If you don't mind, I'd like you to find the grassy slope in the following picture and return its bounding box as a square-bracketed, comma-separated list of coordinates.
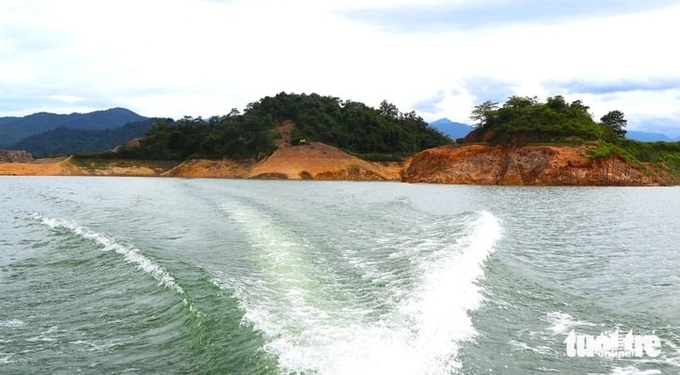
[587, 139, 680, 177]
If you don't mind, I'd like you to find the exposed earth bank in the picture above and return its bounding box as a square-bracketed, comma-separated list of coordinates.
[0, 157, 174, 176]
[247, 142, 403, 180]
[2, 144, 678, 186]
[402, 144, 679, 186]
[164, 142, 404, 180]
[0, 143, 406, 180]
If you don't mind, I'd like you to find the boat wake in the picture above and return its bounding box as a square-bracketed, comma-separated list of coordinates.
[215, 203, 502, 375]
[33, 213, 195, 312]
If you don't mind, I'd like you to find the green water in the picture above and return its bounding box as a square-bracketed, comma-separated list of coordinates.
[1, 177, 678, 374]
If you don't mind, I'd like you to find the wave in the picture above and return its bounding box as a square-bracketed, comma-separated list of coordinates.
[389, 211, 502, 373]
[0, 320, 26, 328]
[606, 367, 662, 375]
[546, 311, 597, 335]
[33, 213, 194, 310]
[217, 200, 329, 334]
[508, 339, 556, 356]
[216, 205, 502, 375]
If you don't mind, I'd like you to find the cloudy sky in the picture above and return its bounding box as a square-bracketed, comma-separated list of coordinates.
[2, 0, 679, 134]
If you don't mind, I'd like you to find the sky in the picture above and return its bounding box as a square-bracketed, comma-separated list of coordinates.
[1, 0, 680, 135]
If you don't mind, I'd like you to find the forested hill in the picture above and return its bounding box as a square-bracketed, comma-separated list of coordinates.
[465, 95, 607, 144]
[464, 95, 680, 175]
[114, 92, 451, 161]
[0, 108, 147, 148]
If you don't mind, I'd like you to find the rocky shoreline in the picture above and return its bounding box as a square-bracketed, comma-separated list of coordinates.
[0, 150, 34, 163]
[402, 144, 679, 186]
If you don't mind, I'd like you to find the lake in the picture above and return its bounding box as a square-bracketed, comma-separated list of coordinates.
[1, 177, 678, 374]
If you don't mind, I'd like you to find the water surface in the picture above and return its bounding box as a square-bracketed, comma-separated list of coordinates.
[1, 177, 678, 374]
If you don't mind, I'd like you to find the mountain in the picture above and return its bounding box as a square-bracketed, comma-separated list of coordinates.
[0, 108, 148, 148]
[429, 118, 474, 140]
[0, 117, 20, 126]
[626, 130, 673, 142]
[11, 119, 157, 157]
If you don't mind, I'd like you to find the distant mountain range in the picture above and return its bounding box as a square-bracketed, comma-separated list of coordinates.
[428, 118, 474, 140]
[625, 130, 680, 142]
[428, 118, 680, 143]
[0, 108, 153, 157]
[11, 119, 157, 157]
[0, 108, 148, 149]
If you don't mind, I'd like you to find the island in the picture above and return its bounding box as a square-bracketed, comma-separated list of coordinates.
[404, 96, 680, 185]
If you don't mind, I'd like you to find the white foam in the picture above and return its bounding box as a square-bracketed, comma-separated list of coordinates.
[508, 340, 555, 356]
[387, 211, 502, 373]
[546, 311, 596, 335]
[220, 208, 502, 375]
[34, 213, 185, 296]
[72, 339, 124, 352]
[27, 336, 57, 343]
[0, 320, 25, 328]
[532, 366, 560, 373]
[607, 366, 662, 375]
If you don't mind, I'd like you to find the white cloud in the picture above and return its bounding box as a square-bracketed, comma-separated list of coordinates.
[1, 0, 679, 133]
[48, 95, 83, 104]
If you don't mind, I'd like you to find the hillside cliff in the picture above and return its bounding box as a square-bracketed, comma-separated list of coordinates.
[402, 145, 678, 186]
[160, 142, 404, 180]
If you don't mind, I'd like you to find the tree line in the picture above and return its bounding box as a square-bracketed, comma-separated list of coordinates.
[468, 95, 627, 143]
[113, 92, 451, 161]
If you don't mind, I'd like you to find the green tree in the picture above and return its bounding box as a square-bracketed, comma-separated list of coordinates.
[569, 100, 590, 116]
[470, 100, 499, 128]
[504, 95, 539, 109]
[379, 100, 399, 118]
[600, 110, 627, 137]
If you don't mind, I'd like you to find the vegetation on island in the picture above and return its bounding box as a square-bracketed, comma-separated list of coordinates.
[467, 95, 680, 174]
[469, 95, 616, 143]
[110, 92, 450, 161]
[587, 137, 680, 174]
